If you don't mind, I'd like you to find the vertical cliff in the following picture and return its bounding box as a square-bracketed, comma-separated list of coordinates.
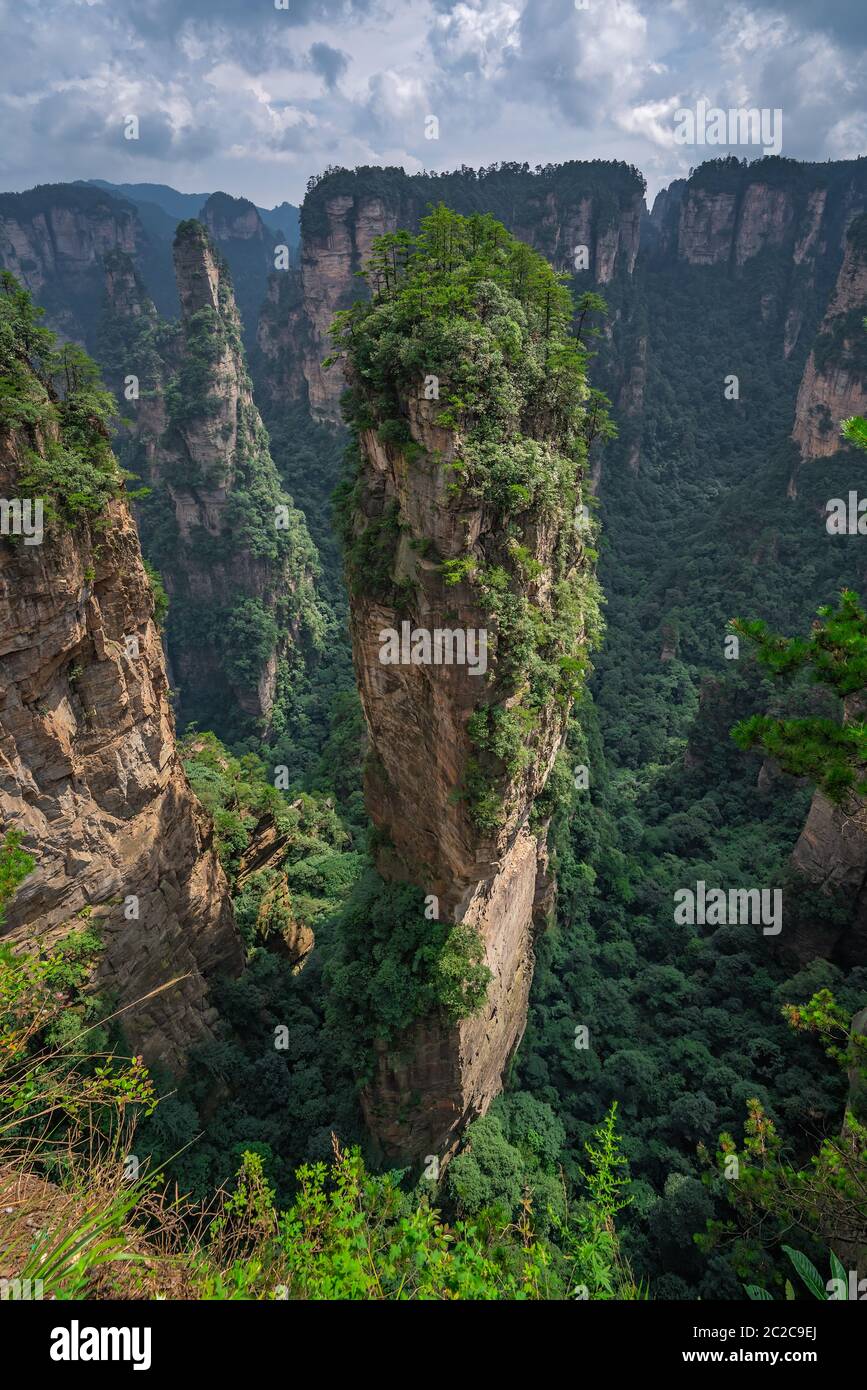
[336, 209, 601, 1159]
[660, 158, 863, 273]
[253, 264, 308, 413]
[0, 183, 175, 345]
[105, 224, 322, 740]
[0, 275, 243, 1070]
[792, 213, 867, 462]
[200, 192, 282, 348]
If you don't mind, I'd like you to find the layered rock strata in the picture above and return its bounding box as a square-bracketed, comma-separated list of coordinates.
[0, 388, 243, 1071]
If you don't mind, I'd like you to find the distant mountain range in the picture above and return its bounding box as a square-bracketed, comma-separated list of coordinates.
[77, 179, 299, 246]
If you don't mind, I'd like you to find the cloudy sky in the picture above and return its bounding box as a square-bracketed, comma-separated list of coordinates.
[1, 0, 865, 208]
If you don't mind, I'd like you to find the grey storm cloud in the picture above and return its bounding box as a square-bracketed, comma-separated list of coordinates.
[309, 42, 350, 89]
[0, 0, 864, 207]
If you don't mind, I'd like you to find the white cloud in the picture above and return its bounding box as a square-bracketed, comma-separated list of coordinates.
[0, 0, 863, 205]
[618, 96, 682, 149]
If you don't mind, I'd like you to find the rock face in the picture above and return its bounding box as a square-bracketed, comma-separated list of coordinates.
[236, 812, 315, 970]
[670, 171, 854, 271]
[0, 183, 176, 345]
[641, 160, 867, 494]
[350, 401, 567, 922]
[107, 223, 320, 738]
[789, 791, 867, 967]
[351, 398, 570, 1160]
[677, 189, 739, 266]
[254, 266, 308, 412]
[341, 217, 598, 1160]
[200, 193, 280, 347]
[792, 214, 867, 460]
[202, 193, 267, 246]
[0, 415, 243, 1073]
[278, 164, 645, 422]
[0, 190, 137, 293]
[255, 158, 867, 512]
[788, 690, 867, 968]
[296, 192, 402, 421]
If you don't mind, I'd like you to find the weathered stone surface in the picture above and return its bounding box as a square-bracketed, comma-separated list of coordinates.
[792, 221, 867, 460]
[347, 385, 587, 1160]
[106, 228, 317, 731]
[787, 788, 867, 969]
[202, 194, 268, 245]
[792, 354, 867, 459]
[0, 187, 147, 346]
[0, 201, 138, 301]
[677, 191, 738, 266]
[236, 812, 315, 970]
[361, 827, 546, 1158]
[735, 185, 795, 265]
[0, 424, 243, 1072]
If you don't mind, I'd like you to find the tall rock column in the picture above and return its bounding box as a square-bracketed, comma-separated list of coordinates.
[0, 277, 244, 1071]
[101, 224, 322, 740]
[336, 208, 602, 1160]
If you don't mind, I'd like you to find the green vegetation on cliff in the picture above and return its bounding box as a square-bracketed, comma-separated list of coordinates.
[508, 210, 867, 1295]
[5, 156, 867, 1305]
[731, 590, 867, 802]
[302, 159, 644, 246]
[0, 273, 123, 524]
[97, 231, 325, 745]
[332, 205, 605, 828]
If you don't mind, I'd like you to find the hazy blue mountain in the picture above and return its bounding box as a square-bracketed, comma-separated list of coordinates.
[79, 179, 300, 246]
[79, 179, 210, 222]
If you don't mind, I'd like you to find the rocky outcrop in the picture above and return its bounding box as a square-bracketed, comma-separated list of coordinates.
[792, 214, 867, 460]
[236, 812, 315, 969]
[107, 225, 320, 739]
[202, 193, 268, 246]
[788, 791, 867, 967]
[253, 266, 308, 412]
[0, 402, 243, 1073]
[296, 192, 400, 421]
[677, 189, 739, 266]
[791, 354, 867, 459]
[351, 397, 571, 1160]
[647, 179, 686, 256]
[668, 163, 866, 278]
[675, 180, 800, 267]
[350, 400, 569, 924]
[788, 689, 867, 967]
[201, 193, 280, 346]
[0, 189, 136, 294]
[341, 221, 599, 1159]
